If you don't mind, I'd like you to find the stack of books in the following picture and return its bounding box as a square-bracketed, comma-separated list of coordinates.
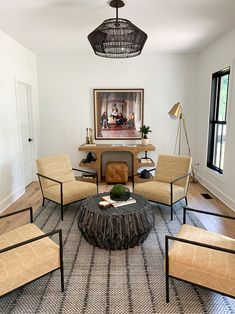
[101, 195, 136, 208]
[82, 173, 95, 179]
[140, 158, 152, 164]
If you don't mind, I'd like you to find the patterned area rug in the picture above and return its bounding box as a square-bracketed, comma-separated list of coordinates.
[1, 201, 235, 314]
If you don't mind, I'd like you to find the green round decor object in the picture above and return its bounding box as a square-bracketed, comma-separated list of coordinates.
[111, 184, 125, 197]
[110, 184, 130, 201]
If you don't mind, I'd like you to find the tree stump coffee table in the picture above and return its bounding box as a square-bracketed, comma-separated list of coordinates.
[78, 193, 155, 250]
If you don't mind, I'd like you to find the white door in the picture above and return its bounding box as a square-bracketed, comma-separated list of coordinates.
[16, 81, 34, 187]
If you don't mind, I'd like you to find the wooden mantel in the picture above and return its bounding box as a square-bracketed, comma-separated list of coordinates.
[78, 144, 156, 182]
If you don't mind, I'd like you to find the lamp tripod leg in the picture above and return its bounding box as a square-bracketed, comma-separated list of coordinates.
[182, 118, 198, 183]
[174, 121, 181, 155]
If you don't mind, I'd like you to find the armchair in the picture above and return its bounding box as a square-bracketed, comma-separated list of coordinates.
[36, 155, 98, 220]
[0, 208, 64, 298]
[134, 154, 192, 220]
[165, 207, 235, 303]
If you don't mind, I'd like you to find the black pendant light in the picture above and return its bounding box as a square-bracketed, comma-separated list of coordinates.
[88, 0, 147, 58]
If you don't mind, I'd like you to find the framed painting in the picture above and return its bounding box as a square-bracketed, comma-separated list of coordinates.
[94, 89, 144, 140]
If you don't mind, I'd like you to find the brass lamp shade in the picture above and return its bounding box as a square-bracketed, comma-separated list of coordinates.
[168, 102, 182, 119]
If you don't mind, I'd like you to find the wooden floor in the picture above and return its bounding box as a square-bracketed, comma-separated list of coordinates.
[1, 181, 235, 238]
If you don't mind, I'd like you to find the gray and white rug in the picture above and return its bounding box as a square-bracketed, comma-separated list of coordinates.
[1, 201, 235, 314]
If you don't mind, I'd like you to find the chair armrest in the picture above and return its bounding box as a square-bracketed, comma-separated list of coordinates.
[183, 206, 235, 224]
[0, 207, 33, 223]
[165, 234, 235, 255]
[72, 168, 97, 176]
[72, 168, 98, 192]
[37, 173, 63, 185]
[0, 228, 62, 254]
[170, 172, 191, 184]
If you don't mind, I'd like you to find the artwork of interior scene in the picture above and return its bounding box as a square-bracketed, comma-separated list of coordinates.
[94, 89, 143, 139]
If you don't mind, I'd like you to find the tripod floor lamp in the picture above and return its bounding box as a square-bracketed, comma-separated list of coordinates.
[168, 102, 197, 183]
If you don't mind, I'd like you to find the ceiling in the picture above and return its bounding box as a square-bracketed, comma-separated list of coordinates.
[0, 0, 235, 55]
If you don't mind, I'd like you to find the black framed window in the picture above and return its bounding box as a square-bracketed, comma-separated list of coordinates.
[207, 67, 230, 174]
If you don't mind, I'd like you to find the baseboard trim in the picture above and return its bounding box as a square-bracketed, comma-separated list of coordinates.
[197, 174, 235, 212]
[0, 186, 25, 214]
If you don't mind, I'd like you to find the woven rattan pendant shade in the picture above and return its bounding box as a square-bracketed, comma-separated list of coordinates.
[88, 0, 147, 58]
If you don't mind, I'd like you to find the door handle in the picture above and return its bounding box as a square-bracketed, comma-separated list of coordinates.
[28, 138, 33, 142]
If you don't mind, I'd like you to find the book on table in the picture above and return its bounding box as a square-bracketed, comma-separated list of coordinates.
[101, 195, 136, 207]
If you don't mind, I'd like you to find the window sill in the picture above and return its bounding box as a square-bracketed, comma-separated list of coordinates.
[205, 167, 225, 183]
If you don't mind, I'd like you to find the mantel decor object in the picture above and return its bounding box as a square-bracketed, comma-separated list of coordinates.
[85, 128, 94, 144]
[88, 0, 147, 58]
[139, 125, 152, 146]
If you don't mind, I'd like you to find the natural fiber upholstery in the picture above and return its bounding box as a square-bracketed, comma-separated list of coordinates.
[36, 155, 97, 219]
[154, 154, 191, 188]
[0, 224, 60, 297]
[134, 154, 192, 220]
[134, 181, 185, 205]
[44, 181, 95, 204]
[168, 224, 235, 297]
[165, 207, 235, 303]
[0, 207, 64, 298]
[36, 155, 75, 189]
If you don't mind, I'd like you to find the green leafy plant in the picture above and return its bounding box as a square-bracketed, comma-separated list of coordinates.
[110, 184, 126, 197]
[139, 125, 152, 139]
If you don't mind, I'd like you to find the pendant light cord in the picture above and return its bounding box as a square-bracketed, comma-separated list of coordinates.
[116, 5, 118, 21]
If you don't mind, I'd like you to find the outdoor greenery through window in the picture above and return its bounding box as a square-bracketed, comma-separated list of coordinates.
[207, 67, 230, 174]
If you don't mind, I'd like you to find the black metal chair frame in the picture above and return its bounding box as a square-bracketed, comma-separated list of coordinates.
[165, 206, 235, 303]
[133, 168, 191, 220]
[37, 168, 98, 220]
[0, 207, 64, 298]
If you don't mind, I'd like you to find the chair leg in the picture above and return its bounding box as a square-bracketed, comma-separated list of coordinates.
[165, 235, 170, 303]
[166, 273, 170, 303]
[61, 205, 64, 220]
[59, 229, 64, 292]
[60, 265, 65, 292]
[42, 197, 45, 207]
[170, 205, 173, 221]
[185, 196, 188, 206]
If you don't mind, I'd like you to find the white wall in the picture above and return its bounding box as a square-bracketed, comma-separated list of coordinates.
[37, 52, 197, 167]
[0, 30, 39, 212]
[191, 27, 235, 210]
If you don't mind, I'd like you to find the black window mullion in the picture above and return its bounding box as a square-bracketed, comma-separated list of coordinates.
[224, 73, 230, 121]
[215, 76, 221, 121]
[219, 124, 223, 170]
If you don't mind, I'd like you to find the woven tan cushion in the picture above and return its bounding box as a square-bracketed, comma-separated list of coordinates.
[106, 161, 128, 183]
[36, 155, 75, 189]
[168, 224, 235, 297]
[154, 154, 192, 188]
[44, 181, 97, 204]
[134, 181, 185, 205]
[0, 224, 60, 297]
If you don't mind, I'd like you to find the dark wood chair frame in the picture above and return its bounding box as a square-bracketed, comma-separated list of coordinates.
[134, 168, 191, 220]
[165, 206, 235, 303]
[0, 207, 64, 298]
[37, 168, 98, 220]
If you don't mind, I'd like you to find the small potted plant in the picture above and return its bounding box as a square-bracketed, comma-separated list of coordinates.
[110, 184, 130, 201]
[139, 125, 152, 145]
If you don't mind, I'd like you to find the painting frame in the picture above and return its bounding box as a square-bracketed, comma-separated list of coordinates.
[94, 88, 144, 140]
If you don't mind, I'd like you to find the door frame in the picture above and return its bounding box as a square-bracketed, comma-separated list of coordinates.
[15, 76, 36, 187]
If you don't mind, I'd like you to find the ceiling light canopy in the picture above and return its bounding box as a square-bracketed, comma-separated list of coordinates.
[88, 0, 147, 58]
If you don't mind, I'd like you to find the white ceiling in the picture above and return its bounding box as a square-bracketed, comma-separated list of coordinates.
[0, 0, 235, 54]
